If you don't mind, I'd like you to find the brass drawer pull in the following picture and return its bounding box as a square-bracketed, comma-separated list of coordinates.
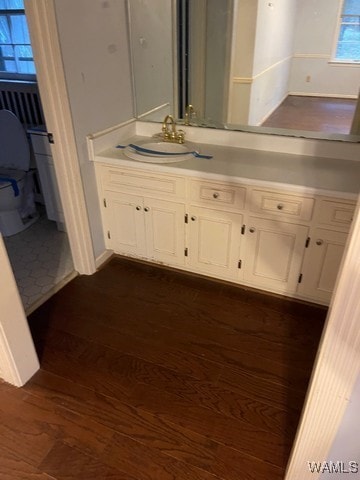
[136, 205, 142, 211]
[213, 192, 219, 199]
[277, 204, 284, 210]
[249, 227, 256, 233]
[316, 239, 324, 246]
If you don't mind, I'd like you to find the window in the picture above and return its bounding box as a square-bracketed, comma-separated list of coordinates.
[0, 0, 35, 79]
[334, 0, 360, 62]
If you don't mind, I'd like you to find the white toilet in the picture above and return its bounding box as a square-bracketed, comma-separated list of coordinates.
[0, 110, 39, 237]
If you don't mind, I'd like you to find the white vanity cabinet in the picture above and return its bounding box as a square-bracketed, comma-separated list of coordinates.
[243, 217, 309, 294]
[187, 179, 246, 280]
[95, 162, 356, 306]
[188, 206, 244, 280]
[97, 165, 186, 267]
[243, 188, 315, 294]
[297, 198, 356, 303]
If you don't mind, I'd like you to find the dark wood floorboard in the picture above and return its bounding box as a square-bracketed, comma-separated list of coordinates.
[0, 257, 327, 479]
[262, 95, 356, 134]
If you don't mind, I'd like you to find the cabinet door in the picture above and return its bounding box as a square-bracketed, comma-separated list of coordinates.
[189, 206, 243, 280]
[144, 198, 185, 266]
[105, 191, 146, 257]
[244, 217, 308, 294]
[298, 228, 347, 303]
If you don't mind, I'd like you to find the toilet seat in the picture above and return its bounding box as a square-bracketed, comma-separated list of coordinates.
[0, 110, 30, 171]
[0, 110, 39, 237]
[0, 169, 26, 190]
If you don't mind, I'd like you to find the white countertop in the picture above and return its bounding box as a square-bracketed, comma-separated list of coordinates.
[95, 135, 360, 199]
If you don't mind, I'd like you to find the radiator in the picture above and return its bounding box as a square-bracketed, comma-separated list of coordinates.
[0, 80, 45, 127]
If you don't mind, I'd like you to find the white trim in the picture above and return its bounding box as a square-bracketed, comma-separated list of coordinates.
[285, 200, 360, 479]
[95, 250, 114, 270]
[330, 0, 345, 63]
[328, 61, 360, 67]
[24, 0, 96, 275]
[0, 326, 19, 386]
[255, 92, 288, 126]
[233, 56, 292, 84]
[137, 103, 170, 120]
[0, 235, 39, 386]
[293, 53, 331, 59]
[289, 92, 358, 99]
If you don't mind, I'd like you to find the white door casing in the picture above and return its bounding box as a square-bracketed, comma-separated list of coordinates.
[24, 0, 96, 275]
[0, 235, 39, 386]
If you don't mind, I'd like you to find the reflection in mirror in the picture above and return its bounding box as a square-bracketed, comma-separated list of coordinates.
[127, 0, 360, 142]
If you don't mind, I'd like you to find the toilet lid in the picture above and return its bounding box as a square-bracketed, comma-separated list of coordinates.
[0, 110, 30, 171]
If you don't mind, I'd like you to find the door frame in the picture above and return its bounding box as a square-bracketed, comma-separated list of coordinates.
[0, 234, 39, 386]
[285, 203, 360, 479]
[24, 0, 96, 276]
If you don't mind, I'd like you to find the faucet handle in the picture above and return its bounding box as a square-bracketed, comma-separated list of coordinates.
[176, 130, 185, 144]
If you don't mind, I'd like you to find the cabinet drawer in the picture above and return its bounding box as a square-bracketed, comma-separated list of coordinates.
[190, 180, 246, 210]
[100, 166, 185, 199]
[30, 133, 52, 156]
[316, 199, 355, 229]
[250, 189, 314, 221]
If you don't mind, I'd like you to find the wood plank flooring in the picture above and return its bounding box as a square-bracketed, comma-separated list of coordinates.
[262, 95, 356, 134]
[0, 257, 327, 479]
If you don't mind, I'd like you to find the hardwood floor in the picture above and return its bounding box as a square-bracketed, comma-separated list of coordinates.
[262, 95, 356, 134]
[0, 257, 327, 479]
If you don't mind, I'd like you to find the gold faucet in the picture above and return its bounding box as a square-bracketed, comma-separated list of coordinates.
[162, 115, 185, 144]
[184, 104, 195, 126]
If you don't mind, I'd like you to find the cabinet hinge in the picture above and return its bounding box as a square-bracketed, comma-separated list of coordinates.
[107, 230, 111, 239]
[47, 132, 54, 144]
[305, 237, 310, 248]
[103, 198, 107, 208]
[238, 260, 242, 269]
[184, 247, 188, 257]
[241, 224, 246, 235]
[184, 213, 188, 224]
[298, 273, 303, 284]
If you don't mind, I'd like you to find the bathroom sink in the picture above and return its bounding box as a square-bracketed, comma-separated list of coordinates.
[124, 142, 191, 163]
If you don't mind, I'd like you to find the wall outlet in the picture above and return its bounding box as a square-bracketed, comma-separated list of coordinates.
[306, 75, 311, 82]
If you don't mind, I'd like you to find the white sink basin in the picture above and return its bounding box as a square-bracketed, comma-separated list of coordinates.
[124, 141, 191, 163]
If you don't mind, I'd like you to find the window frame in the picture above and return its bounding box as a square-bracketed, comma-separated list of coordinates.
[0, 6, 36, 81]
[331, 0, 360, 64]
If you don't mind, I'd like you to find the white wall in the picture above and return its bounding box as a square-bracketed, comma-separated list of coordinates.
[127, 0, 173, 120]
[289, 0, 360, 97]
[249, 0, 296, 124]
[228, 0, 297, 125]
[54, 0, 134, 258]
[227, 0, 257, 124]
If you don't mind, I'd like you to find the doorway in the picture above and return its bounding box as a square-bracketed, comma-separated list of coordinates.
[0, 0, 75, 312]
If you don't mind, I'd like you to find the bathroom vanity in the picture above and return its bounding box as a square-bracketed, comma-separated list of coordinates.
[88, 121, 359, 306]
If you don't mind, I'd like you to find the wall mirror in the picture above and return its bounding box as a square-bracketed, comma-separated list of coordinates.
[127, 0, 360, 142]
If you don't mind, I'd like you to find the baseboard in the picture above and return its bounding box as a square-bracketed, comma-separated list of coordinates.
[95, 249, 114, 270]
[288, 92, 358, 99]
